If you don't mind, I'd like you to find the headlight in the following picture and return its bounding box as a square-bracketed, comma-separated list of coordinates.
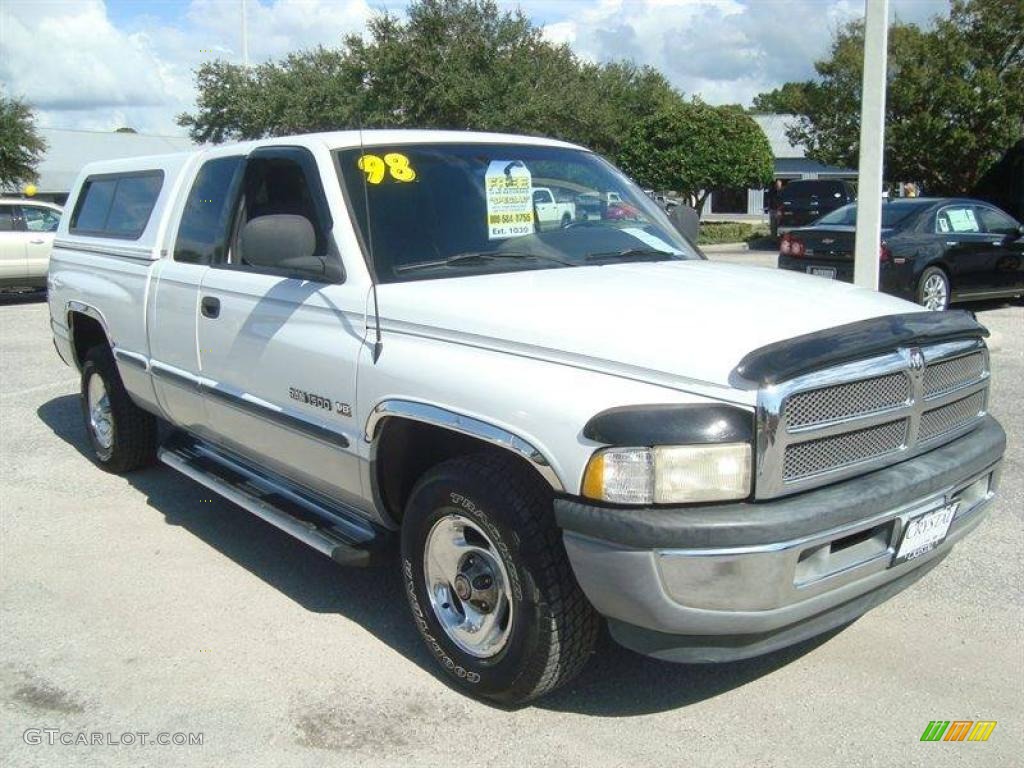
[582, 443, 751, 504]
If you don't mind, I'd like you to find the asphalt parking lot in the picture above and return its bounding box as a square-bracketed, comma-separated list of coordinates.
[1, 262, 1021, 767]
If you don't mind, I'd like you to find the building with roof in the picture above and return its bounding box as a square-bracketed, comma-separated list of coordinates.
[704, 113, 857, 218]
[4, 128, 194, 205]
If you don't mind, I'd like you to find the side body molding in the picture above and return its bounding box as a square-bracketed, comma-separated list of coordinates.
[365, 400, 565, 492]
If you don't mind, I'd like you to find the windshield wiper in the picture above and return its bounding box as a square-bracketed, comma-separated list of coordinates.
[394, 250, 575, 273]
[583, 247, 680, 263]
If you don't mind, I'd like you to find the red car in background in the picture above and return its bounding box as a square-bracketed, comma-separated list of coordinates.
[605, 201, 642, 220]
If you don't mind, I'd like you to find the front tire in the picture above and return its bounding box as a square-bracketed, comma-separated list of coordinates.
[917, 266, 950, 311]
[401, 453, 599, 704]
[80, 346, 157, 473]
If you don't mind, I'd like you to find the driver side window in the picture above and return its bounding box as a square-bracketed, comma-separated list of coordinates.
[22, 206, 61, 232]
[227, 147, 342, 282]
[977, 206, 1019, 236]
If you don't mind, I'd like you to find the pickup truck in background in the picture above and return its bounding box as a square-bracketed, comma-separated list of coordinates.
[776, 179, 857, 234]
[0, 198, 62, 290]
[531, 186, 575, 228]
[48, 131, 1005, 704]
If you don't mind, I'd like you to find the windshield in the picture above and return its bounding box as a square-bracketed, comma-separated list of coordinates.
[336, 143, 699, 282]
[816, 201, 928, 228]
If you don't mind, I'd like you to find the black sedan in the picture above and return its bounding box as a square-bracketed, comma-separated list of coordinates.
[778, 198, 1024, 310]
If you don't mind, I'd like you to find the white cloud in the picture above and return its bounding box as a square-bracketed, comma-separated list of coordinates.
[0, 0, 951, 135]
[0, 0, 374, 134]
[559, 0, 949, 105]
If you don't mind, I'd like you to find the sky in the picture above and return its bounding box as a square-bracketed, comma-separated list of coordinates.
[0, 0, 950, 136]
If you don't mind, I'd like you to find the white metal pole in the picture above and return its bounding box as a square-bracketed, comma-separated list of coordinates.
[853, 0, 889, 290]
[241, 0, 250, 67]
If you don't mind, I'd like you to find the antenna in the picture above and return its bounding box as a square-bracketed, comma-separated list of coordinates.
[358, 116, 384, 363]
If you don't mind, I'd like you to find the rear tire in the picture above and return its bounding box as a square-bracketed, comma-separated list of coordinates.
[401, 452, 599, 704]
[80, 346, 157, 473]
[917, 266, 950, 311]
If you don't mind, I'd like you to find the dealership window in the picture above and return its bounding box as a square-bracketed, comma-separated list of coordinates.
[70, 171, 164, 239]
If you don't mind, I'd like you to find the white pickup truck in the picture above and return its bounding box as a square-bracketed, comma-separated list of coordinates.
[48, 130, 1005, 704]
[531, 186, 575, 228]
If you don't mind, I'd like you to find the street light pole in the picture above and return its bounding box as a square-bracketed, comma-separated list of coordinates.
[241, 0, 250, 67]
[853, 0, 889, 291]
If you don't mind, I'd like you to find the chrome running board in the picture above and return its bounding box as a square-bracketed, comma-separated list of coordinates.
[158, 434, 389, 566]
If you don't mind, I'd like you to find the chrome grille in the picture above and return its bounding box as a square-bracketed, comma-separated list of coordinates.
[923, 351, 986, 398]
[756, 339, 989, 499]
[784, 419, 908, 480]
[785, 372, 910, 428]
[920, 390, 987, 442]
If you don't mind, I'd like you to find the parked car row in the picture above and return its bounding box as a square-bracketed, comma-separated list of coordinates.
[778, 197, 1024, 310]
[0, 198, 62, 290]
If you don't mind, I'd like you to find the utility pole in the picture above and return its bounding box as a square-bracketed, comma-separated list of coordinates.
[853, 0, 889, 291]
[241, 0, 250, 67]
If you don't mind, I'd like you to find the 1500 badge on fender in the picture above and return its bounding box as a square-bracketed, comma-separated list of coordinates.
[288, 387, 351, 417]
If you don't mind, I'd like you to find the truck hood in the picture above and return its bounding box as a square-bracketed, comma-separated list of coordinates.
[377, 260, 919, 391]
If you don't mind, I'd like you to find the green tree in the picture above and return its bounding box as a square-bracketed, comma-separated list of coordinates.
[754, 0, 1024, 194]
[0, 92, 46, 190]
[177, 0, 681, 164]
[750, 81, 814, 115]
[618, 99, 773, 213]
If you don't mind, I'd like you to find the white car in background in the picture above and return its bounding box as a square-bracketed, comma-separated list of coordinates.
[0, 199, 62, 290]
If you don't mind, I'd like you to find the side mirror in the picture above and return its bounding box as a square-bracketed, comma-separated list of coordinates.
[240, 214, 341, 281]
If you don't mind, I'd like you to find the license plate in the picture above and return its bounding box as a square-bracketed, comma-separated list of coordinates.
[807, 266, 837, 279]
[893, 503, 959, 565]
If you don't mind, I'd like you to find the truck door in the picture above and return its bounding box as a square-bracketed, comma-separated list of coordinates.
[196, 146, 367, 509]
[149, 154, 245, 433]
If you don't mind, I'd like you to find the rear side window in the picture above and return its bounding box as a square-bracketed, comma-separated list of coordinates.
[0, 205, 16, 232]
[174, 156, 244, 264]
[936, 206, 981, 234]
[70, 171, 163, 239]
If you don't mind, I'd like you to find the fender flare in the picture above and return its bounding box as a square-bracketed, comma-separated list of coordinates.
[65, 300, 114, 369]
[365, 399, 565, 492]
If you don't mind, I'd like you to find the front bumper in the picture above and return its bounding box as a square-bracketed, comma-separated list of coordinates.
[555, 415, 1005, 662]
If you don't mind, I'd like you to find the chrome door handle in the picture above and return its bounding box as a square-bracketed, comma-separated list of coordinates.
[29, 239, 45, 245]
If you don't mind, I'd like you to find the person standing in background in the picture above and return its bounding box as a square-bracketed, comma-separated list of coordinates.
[766, 179, 784, 238]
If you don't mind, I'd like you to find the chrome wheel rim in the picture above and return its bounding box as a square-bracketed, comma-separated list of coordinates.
[423, 514, 513, 659]
[922, 274, 948, 311]
[87, 375, 114, 450]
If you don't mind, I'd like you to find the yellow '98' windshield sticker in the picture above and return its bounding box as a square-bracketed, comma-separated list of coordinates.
[357, 153, 416, 184]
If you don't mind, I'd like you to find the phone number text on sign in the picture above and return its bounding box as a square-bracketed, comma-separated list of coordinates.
[485, 161, 535, 240]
